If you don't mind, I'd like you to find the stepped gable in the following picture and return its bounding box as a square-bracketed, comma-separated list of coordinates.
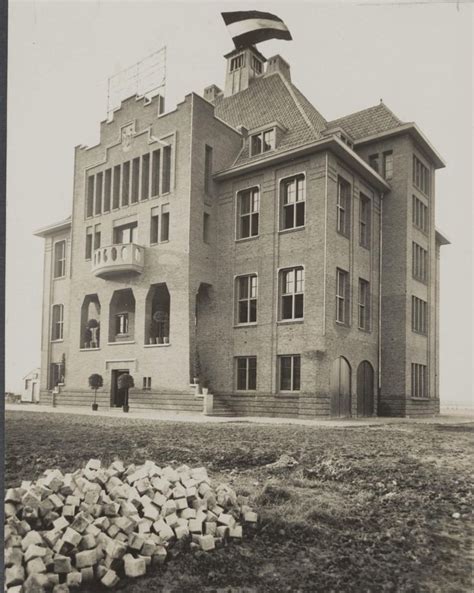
[326, 102, 404, 140]
[214, 72, 327, 168]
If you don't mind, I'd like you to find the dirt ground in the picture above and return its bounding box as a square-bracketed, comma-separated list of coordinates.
[5, 410, 473, 593]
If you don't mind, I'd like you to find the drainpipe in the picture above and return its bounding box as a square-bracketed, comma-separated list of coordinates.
[377, 192, 384, 413]
[322, 152, 328, 336]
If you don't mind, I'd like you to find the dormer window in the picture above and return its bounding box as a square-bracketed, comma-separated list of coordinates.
[252, 56, 263, 74]
[230, 54, 245, 72]
[250, 128, 275, 156]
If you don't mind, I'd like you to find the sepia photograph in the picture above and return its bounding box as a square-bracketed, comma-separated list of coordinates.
[4, 1, 473, 592]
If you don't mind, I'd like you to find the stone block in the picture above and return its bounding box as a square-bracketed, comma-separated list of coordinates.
[75, 548, 97, 568]
[106, 539, 127, 560]
[188, 519, 203, 534]
[141, 539, 156, 556]
[6, 488, 23, 504]
[5, 547, 24, 567]
[243, 511, 258, 523]
[199, 534, 215, 551]
[53, 555, 72, 574]
[151, 477, 170, 494]
[5, 565, 25, 587]
[101, 569, 119, 588]
[124, 555, 147, 578]
[218, 513, 236, 527]
[26, 557, 47, 575]
[180, 508, 196, 520]
[52, 517, 69, 532]
[80, 566, 94, 583]
[5, 502, 18, 518]
[22, 531, 44, 551]
[174, 524, 189, 540]
[66, 571, 82, 588]
[216, 526, 229, 539]
[229, 525, 243, 539]
[205, 522, 217, 536]
[152, 546, 167, 564]
[78, 533, 96, 550]
[164, 513, 179, 528]
[62, 528, 81, 548]
[142, 504, 159, 522]
[175, 497, 188, 511]
[62, 506, 75, 519]
[23, 574, 49, 593]
[69, 513, 90, 534]
[52, 585, 70, 593]
[25, 544, 48, 563]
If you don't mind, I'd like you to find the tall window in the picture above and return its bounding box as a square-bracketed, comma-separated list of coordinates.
[121, 161, 130, 206]
[230, 54, 244, 71]
[412, 296, 428, 334]
[141, 154, 150, 200]
[280, 174, 305, 230]
[94, 225, 101, 250]
[204, 145, 213, 194]
[236, 357, 257, 391]
[115, 313, 129, 335]
[413, 155, 430, 196]
[237, 187, 259, 239]
[279, 355, 301, 392]
[369, 154, 379, 173]
[358, 279, 370, 331]
[337, 177, 351, 237]
[412, 195, 428, 232]
[250, 129, 275, 156]
[86, 176, 94, 217]
[54, 241, 66, 278]
[85, 228, 93, 260]
[236, 275, 257, 324]
[280, 267, 304, 321]
[95, 172, 103, 215]
[203, 212, 210, 244]
[336, 268, 349, 325]
[359, 194, 371, 248]
[151, 150, 160, 197]
[412, 242, 428, 282]
[411, 363, 428, 398]
[113, 165, 121, 209]
[162, 145, 172, 193]
[150, 205, 170, 244]
[114, 222, 137, 245]
[161, 205, 170, 241]
[104, 169, 112, 212]
[51, 304, 64, 341]
[383, 151, 393, 180]
[131, 158, 140, 203]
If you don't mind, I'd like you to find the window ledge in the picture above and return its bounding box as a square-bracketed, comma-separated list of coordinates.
[358, 327, 372, 334]
[235, 390, 257, 394]
[80, 347, 101, 352]
[234, 323, 258, 329]
[411, 397, 430, 401]
[337, 231, 351, 239]
[277, 391, 299, 397]
[53, 276, 66, 281]
[144, 343, 171, 348]
[108, 340, 136, 345]
[278, 226, 305, 235]
[412, 330, 428, 337]
[277, 319, 304, 325]
[335, 321, 350, 329]
[235, 236, 259, 244]
[51, 339, 64, 343]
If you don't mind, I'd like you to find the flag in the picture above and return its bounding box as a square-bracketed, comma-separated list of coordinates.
[221, 11, 292, 49]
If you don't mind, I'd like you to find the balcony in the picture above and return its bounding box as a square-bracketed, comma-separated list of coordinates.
[92, 243, 145, 278]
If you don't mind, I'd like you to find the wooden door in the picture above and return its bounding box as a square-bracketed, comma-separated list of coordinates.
[111, 369, 128, 407]
[357, 361, 374, 416]
[330, 357, 352, 417]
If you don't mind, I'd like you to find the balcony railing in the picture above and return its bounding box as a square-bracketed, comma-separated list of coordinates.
[92, 243, 145, 278]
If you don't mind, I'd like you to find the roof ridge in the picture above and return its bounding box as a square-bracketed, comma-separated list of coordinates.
[277, 73, 320, 139]
[330, 101, 402, 125]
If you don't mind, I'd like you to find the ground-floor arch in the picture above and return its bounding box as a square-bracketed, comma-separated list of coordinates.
[330, 356, 351, 417]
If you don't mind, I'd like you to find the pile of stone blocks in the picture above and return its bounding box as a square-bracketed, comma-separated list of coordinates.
[4, 459, 258, 592]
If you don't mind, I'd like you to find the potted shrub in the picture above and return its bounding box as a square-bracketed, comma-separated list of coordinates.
[117, 373, 134, 413]
[163, 336, 169, 344]
[87, 319, 100, 348]
[202, 380, 210, 396]
[88, 373, 103, 411]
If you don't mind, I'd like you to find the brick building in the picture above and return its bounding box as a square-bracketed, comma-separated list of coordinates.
[35, 45, 449, 418]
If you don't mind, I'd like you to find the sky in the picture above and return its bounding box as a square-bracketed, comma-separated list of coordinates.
[6, 0, 473, 404]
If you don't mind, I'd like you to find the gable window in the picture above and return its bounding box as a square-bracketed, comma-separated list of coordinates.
[115, 312, 129, 336]
[412, 242, 428, 283]
[131, 157, 140, 203]
[85, 228, 93, 260]
[104, 169, 112, 212]
[151, 150, 161, 197]
[86, 175, 94, 217]
[236, 274, 258, 324]
[113, 165, 121, 209]
[121, 161, 130, 206]
[412, 195, 428, 232]
[236, 357, 257, 391]
[54, 241, 66, 278]
[413, 155, 430, 196]
[204, 145, 213, 194]
[114, 222, 137, 245]
[162, 145, 172, 194]
[358, 279, 370, 331]
[359, 194, 371, 248]
[141, 154, 150, 200]
[411, 363, 428, 398]
[237, 187, 259, 239]
[279, 355, 301, 392]
[252, 56, 263, 74]
[230, 54, 244, 72]
[412, 296, 428, 334]
[369, 154, 379, 173]
[95, 172, 103, 215]
[337, 177, 351, 237]
[336, 268, 350, 325]
[51, 304, 64, 341]
[280, 174, 305, 231]
[280, 267, 304, 321]
[250, 129, 275, 156]
[383, 151, 393, 180]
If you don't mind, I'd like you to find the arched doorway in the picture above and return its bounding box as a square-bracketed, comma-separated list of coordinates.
[330, 357, 351, 417]
[357, 361, 374, 416]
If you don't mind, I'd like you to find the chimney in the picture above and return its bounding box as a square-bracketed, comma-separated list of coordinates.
[266, 55, 291, 82]
[203, 84, 223, 104]
[223, 46, 266, 97]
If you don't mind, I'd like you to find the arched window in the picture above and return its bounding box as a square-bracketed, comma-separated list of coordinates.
[357, 361, 374, 416]
[80, 294, 101, 349]
[330, 356, 352, 417]
[109, 289, 135, 343]
[144, 284, 170, 345]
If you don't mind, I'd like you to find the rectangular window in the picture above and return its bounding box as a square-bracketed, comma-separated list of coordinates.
[161, 205, 170, 241]
[162, 145, 172, 193]
[236, 275, 258, 324]
[141, 154, 150, 200]
[336, 268, 349, 325]
[86, 175, 94, 217]
[204, 145, 213, 194]
[358, 279, 370, 331]
[114, 222, 138, 245]
[369, 154, 379, 173]
[142, 377, 152, 390]
[53, 240, 66, 278]
[281, 174, 305, 230]
[412, 242, 428, 282]
[95, 172, 103, 215]
[250, 128, 275, 156]
[359, 194, 371, 248]
[115, 313, 129, 335]
[337, 177, 351, 237]
[412, 296, 428, 334]
[51, 304, 64, 341]
[151, 150, 160, 197]
[121, 161, 130, 206]
[203, 212, 210, 244]
[85, 227, 93, 260]
[113, 165, 121, 209]
[252, 56, 262, 74]
[150, 213, 159, 244]
[104, 169, 112, 212]
[279, 355, 301, 392]
[230, 54, 244, 71]
[236, 357, 257, 391]
[383, 151, 393, 180]
[412, 195, 428, 232]
[131, 158, 140, 203]
[280, 267, 304, 321]
[411, 363, 428, 398]
[413, 155, 430, 196]
[237, 187, 259, 239]
[94, 225, 101, 250]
